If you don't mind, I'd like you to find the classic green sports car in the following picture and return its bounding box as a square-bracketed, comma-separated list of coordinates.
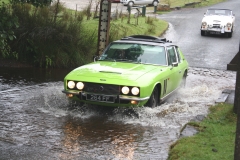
[62, 35, 188, 108]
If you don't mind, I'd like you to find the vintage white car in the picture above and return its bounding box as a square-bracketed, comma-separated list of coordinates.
[120, 0, 159, 7]
[200, 8, 235, 38]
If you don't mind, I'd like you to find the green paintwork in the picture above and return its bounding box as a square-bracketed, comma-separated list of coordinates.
[62, 36, 188, 107]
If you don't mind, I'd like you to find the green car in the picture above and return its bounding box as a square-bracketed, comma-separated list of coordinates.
[62, 35, 189, 108]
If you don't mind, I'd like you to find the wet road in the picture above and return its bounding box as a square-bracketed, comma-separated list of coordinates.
[158, 0, 240, 70]
[0, 0, 238, 159]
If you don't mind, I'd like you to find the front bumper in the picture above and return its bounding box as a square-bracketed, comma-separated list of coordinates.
[201, 26, 232, 34]
[62, 90, 149, 107]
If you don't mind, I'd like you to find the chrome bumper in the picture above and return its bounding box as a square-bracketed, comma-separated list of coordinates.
[62, 90, 149, 101]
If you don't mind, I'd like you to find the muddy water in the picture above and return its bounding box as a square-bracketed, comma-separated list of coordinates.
[0, 67, 236, 160]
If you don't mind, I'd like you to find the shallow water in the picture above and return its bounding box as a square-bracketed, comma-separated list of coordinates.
[0, 67, 236, 160]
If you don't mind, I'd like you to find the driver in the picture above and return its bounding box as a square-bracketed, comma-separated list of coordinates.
[116, 49, 127, 59]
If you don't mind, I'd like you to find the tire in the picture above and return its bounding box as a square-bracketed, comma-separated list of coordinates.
[146, 87, 158, 108]
[128, 1, 134, 7]
[225, 32, 232, 38]
[152, 1, 158, 6]
[228, 30, 233, 38]
[201, 30, 205, 36]
[180, 71, 187, 88]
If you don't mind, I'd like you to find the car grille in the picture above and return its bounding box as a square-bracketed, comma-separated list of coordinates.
[212, 24, 221, 28]
[83, 82, 120, 95]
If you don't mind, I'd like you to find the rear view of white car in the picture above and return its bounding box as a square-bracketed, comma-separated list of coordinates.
[200, 8, 235, 38]
[120, 0, 159, 7]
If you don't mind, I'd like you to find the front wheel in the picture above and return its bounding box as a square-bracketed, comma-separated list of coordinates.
[227, 30, 233, 38]
[152, 1, 158, 6]
[180, 71, 187, 88]
[146, 87, 158, 108]
[128, 1, 134, 7]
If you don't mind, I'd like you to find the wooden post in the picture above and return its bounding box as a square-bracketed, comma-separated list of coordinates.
[234, 41, 240, 160]
[97, 0, 111, 56]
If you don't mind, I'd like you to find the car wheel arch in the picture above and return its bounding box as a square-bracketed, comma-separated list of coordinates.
[181, 70, 188, 87]
[152, 0, 159, 6]
[128, 1, 134, 7]
[145, 83, 160, 108]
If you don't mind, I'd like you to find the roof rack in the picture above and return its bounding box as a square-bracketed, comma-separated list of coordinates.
[120, 35, 172, 43]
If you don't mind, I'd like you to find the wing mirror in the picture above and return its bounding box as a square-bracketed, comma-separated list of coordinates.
[172, 62, 178, 67]
[93, 55, 100, 62]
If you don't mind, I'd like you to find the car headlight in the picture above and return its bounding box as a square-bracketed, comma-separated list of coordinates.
[131, 87, 139, 95]
[76, 82, 84, 90]
[202, 22, 207, 26]
[67, 81, 75, 89]
[121, 86, 130, 94]
[227, 23, 232, 27]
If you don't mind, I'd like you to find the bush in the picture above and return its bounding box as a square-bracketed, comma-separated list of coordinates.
[0, 1, 19, 59]
[9, 2, 97, 68]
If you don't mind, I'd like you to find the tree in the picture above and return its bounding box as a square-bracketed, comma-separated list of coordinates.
[0, 2, 19, 58]
[10, 0, 52, 7]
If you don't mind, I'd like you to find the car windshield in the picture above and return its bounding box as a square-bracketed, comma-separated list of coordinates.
[99, 43, 167, 65]
[206, 9, 231, 16]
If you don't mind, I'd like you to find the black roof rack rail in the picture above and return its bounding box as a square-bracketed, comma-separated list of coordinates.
[120, 35, 172, 43]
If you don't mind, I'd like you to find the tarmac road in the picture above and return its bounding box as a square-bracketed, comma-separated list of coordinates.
[157, 0, 240, 70]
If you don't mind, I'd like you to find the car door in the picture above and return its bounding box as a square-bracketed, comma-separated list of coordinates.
[166, 46, 181, 92]
[174, 46, 186, 86]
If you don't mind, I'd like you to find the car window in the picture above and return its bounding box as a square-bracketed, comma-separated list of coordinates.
[207, 9, 231, 16]
[99, 43, 167, 65]
[167, 46, 177, 65]
[175, 46, 181, 63]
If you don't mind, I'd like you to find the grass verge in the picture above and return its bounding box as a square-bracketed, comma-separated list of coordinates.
[160, 0, 226, 8]
[168, 103, 236, 160]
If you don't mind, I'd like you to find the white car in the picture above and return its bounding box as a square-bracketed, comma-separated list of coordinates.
[120, 0, 159, 7]
[200, 8, 235, 38]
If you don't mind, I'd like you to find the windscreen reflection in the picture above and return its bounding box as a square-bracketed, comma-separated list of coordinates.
[99, 43, 167, 65]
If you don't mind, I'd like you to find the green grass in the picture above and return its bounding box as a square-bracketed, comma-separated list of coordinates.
[0, 0, 9, 3]
[168, 103, 236, 160]
[110, 16, 168, 38]
[65, 6, 169, 39]
[160, 0, 226, 8]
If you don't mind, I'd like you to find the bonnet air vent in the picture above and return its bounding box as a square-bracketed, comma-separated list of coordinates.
[99, 71, 122, 74]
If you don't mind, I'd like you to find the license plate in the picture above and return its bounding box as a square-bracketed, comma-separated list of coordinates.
[210, 31, 221, 35]
[86, 94, 115, 103]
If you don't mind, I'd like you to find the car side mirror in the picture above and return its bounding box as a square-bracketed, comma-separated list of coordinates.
[172, 62, 178, 67]
[93, 55, 99, 62]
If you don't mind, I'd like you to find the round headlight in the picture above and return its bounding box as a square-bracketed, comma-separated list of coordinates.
[76, 82, 84, 90]
[67, 81, 75, 89]
[227, 23, 231, 27]
[202, 22, 207, 26]
[131, 87, 139, 95]
[121, 86, 130, 94]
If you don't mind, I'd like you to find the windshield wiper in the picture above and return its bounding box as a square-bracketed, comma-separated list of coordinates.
[100, 57, 116, 62]
[116, 59, 131, 61]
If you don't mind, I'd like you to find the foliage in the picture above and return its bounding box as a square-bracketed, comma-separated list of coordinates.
[168, 103, 236, 160]
[0, 1, 19, 59]
[8, 2, 97, 68]
[1, 1, 168, 68]
[10, 0, 52, 7]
